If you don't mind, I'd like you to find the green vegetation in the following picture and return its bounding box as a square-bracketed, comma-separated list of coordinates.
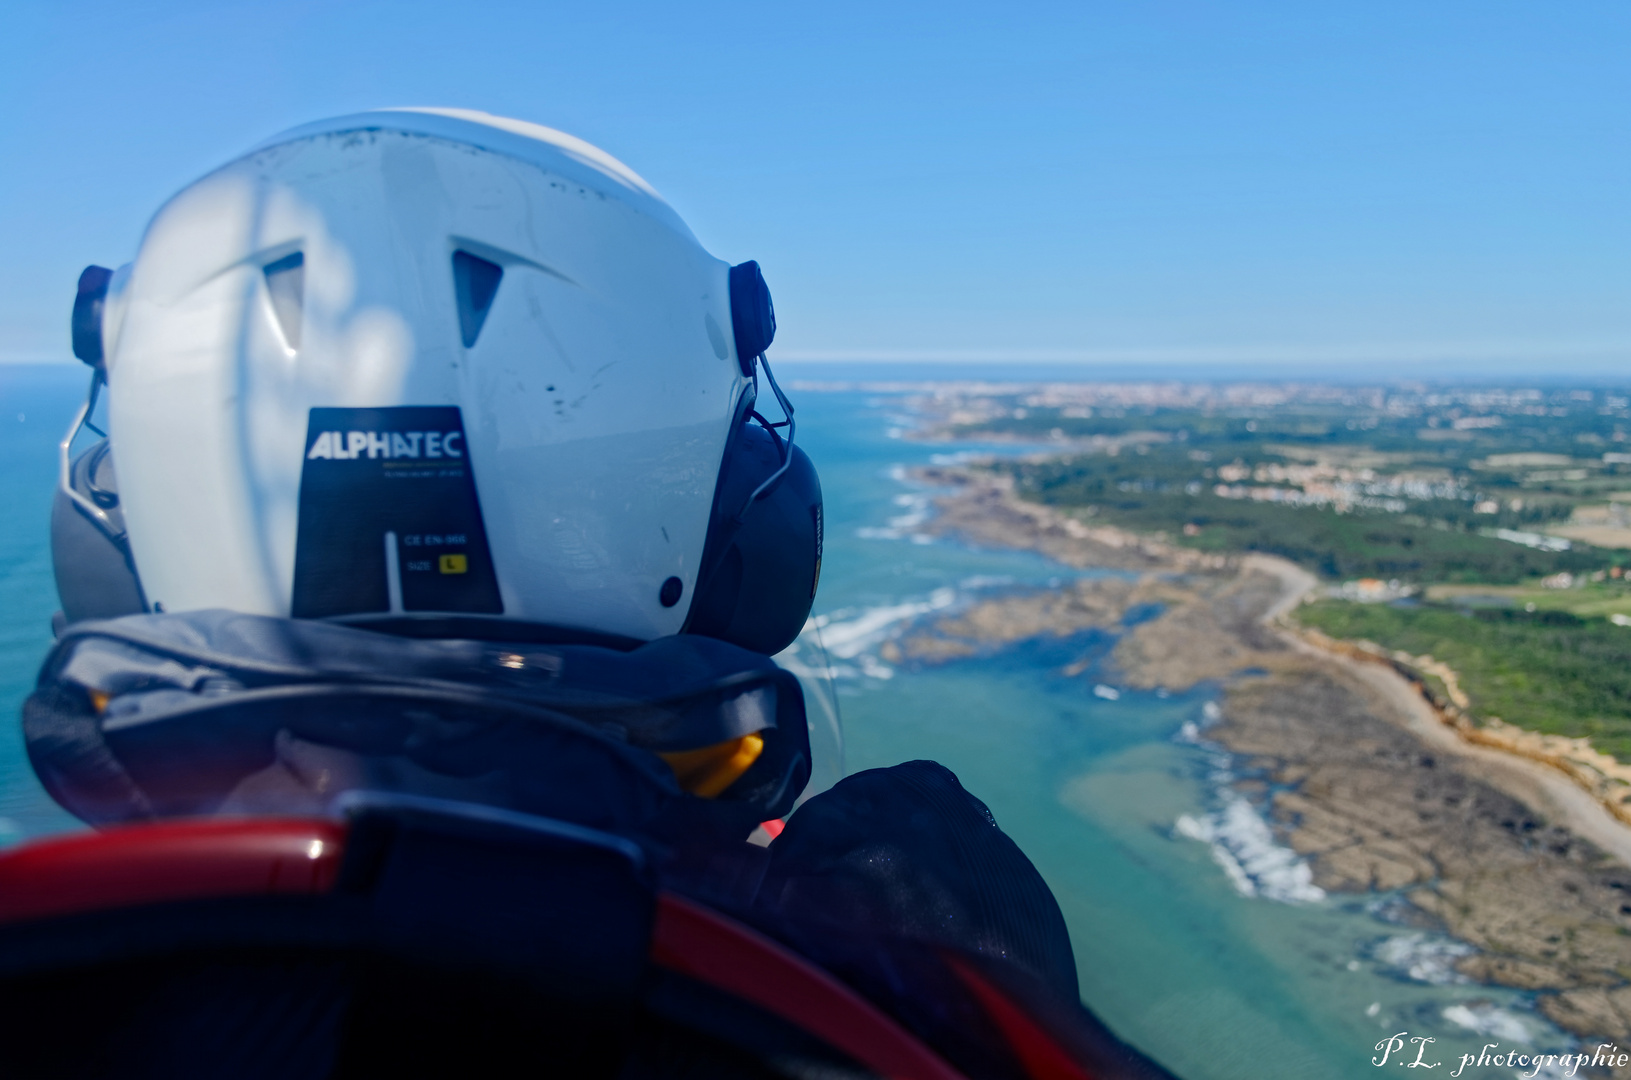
[1297, 599, 1631, 761]
[1005, 444, 1611, 583]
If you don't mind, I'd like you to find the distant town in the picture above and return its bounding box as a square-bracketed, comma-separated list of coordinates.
[792, 377, 1631, 575]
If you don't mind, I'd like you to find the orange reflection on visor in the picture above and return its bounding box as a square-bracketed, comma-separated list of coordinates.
[659, 734, 765, 798]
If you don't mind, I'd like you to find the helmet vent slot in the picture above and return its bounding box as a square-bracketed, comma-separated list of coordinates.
[452, 251, 504, 348]
[264, 252, 305, 350]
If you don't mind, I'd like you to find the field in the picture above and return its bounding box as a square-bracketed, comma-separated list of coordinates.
[1424, 582, 1631, 620]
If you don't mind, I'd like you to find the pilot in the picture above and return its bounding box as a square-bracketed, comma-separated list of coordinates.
[28, 109, 1173, 1079]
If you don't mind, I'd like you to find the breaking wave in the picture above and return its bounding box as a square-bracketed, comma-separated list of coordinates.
[1373, 932, 1474, 985]
[1175, 794, 1326, 904]
[855, 492, 934, 543]
[807, 589, 959, 679]
[1175, 700, 1222, 743]
[1441, 1002, 1534, 1043]
[1171, 699, 1322, 904]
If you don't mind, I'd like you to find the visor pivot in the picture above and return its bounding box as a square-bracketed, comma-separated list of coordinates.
[728, 261, 775, 378]
[660, 576, 684, 607]
[71, 265, 115, 372]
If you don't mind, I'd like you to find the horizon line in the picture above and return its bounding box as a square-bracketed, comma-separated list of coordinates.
[774, 342, 1631, 365]
[4, 339, 1628, 369]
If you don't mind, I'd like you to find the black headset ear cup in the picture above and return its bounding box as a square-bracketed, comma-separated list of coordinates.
[685, 421, 822, 656]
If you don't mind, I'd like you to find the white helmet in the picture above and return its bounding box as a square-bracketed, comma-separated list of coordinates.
[54, 109, 822, 655]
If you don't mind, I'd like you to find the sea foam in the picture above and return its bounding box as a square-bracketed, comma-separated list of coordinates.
[1441, 1002, 1534, 1043]
[1373, 932, 1473, 985]
[807, 589, 960, 679]
[1175, 795, 1326, 904]
[855, 492, 934, 542]
[1171, 698, 1323, 903]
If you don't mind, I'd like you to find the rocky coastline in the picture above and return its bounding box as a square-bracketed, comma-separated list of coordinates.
[904, 465, 1631, 1054]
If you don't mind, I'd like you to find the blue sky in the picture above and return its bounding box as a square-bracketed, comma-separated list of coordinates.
[2, 1, 1627, 374]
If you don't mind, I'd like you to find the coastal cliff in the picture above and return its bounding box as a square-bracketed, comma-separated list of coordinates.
[904, 465, 1631, 1050]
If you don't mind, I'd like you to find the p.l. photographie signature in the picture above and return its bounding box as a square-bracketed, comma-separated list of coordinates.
[1373, 1032, 1630, 1077]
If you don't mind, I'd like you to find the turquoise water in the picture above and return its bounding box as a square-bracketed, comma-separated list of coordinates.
[0, 365, 88, 841]
[0, 368, 1580, 1078]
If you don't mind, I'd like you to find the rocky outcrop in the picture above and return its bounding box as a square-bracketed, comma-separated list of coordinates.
[907, 462, 1631, 1049]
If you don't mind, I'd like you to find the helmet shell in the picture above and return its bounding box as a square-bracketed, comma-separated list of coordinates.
[104, 109, 748, 641]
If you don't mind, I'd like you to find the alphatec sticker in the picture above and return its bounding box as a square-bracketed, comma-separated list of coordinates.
[291, 407, 503, 618]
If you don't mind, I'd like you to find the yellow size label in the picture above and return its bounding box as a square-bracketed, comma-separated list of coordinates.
[438, 553, 468, 574]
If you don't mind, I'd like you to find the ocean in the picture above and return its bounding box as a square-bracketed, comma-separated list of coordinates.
[0, 364, 1585, 1079]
